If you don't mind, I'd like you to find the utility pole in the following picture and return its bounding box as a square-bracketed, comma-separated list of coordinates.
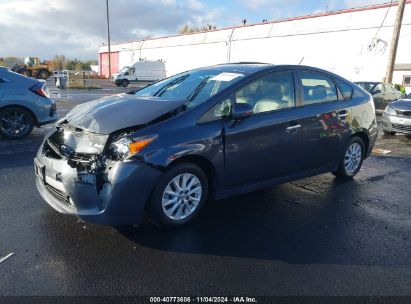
[106, 0, 111, 79]
[385, 0, 406, 83]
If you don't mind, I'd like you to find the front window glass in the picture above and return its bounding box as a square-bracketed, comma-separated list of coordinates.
[134, 70, 245, 109]
[120, 66, 130, 73]
[198, 97, 232, 123]
[374, 83, 383, 92]
[235, 71, 295, 114]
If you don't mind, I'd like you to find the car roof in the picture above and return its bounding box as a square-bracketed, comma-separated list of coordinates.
[192, 63, 274, 75]
[192, 63, 343, 77]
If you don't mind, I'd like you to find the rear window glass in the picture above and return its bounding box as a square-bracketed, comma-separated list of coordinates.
[300, 71, 338, 105]
[335, 78, 353, 100]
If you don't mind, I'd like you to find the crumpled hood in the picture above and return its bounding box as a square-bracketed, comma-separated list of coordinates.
[65, 94, 186, 134]
[391, 99, 411, 111]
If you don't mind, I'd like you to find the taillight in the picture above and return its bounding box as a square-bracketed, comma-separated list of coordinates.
[30, 82, 50, 98]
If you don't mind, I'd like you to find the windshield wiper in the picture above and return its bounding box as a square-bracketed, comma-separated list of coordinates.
[154, 74, 190, 97]
[186, 76, 211, 102]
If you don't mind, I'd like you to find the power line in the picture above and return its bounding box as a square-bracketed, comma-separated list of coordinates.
[375, 0, 394, 37]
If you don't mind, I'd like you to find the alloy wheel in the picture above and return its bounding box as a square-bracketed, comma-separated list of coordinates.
[161, 173, 202, 220]
[344, 142, 362, 174]
[0, 110, 31, 138]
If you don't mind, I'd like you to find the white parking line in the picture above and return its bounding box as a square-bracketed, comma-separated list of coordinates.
[0, 253, 15, 264]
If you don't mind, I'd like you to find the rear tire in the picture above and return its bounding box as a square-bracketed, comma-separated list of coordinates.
[146, 163, 208, 227]
[38, 69, 50, 79]
[383, 130, 396, 135]
[121, 79, 129, 87]
[333, 137, 365, 179]
[0, 107, 34, 139]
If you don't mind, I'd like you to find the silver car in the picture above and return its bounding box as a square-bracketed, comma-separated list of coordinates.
[0, 67, 57, 139]
[382, 99, 411, 137]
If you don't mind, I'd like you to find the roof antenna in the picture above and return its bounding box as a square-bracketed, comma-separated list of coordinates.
[298, 57, 304, 65]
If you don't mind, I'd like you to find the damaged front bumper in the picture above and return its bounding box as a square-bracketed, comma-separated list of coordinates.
[34, 132, 163, 225]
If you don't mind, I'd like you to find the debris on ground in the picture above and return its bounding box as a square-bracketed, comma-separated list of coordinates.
[372, 148, 391, 155]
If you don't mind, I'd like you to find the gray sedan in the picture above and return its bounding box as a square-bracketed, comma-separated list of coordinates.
[0, 67, 57, 139]
[382, 99, 411, 137]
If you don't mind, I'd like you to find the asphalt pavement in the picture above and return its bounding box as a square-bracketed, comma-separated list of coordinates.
[0, 82, 411, 297]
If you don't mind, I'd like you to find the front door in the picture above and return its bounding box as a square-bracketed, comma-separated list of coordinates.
[0, 77, 6, 99]
[224, 70, 303, 187]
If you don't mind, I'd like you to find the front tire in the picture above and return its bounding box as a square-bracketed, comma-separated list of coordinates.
[121, 79, 129, 87]
[19, 69, 32, 77]
[0, 107, 34, 139]
[333, 137, 365, 179]
[146, 163, 208, 227]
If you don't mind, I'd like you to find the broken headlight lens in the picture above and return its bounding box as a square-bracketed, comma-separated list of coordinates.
[109, 134, 158, 160]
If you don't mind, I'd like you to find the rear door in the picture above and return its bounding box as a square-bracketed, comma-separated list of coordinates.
[297, 70, 352, 171]
[223, 70, 303, 187]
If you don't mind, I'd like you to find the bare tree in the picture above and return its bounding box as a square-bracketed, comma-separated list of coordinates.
[179, 24, 217, 34]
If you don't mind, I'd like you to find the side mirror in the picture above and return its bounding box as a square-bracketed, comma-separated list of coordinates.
[231, 103, 253, 120]
[373, 90, 381, 95]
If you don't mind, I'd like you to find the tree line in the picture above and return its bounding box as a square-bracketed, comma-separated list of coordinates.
[49, 55, 98, 71]
[0, 55, 97, 71]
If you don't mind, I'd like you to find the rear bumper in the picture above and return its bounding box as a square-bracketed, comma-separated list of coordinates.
[382, 113, 411, 135]
[36, 100, 57, 126]
[38, 117, 57, 127]
[34, 148, 163, 225]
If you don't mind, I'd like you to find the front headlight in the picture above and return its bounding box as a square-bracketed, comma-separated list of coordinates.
[109, 134, 157, 160]
[384, 106, 396, 116]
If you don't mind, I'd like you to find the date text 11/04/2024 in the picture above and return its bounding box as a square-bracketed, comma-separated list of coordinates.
[149, 297, 258, 303]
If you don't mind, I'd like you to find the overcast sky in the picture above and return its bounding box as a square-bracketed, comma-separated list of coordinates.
[0, 0, 388, 60]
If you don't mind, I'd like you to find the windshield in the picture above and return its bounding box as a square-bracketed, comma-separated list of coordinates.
[134, 69, 245, 108]
[119, 66, 130, 73]
[356, 82, 377, 93]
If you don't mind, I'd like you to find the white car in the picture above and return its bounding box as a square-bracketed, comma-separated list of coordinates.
[382, 99, 411, 137]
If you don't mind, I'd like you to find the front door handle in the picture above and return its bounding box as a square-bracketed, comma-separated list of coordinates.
[285, 124, 301, 133]
[338, 111, 348, 119]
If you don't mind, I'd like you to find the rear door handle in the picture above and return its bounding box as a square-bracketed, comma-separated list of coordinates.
[285, 124, 301, 133]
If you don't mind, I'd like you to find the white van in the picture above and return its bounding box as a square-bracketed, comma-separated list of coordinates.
[112, 60, 166, 87]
